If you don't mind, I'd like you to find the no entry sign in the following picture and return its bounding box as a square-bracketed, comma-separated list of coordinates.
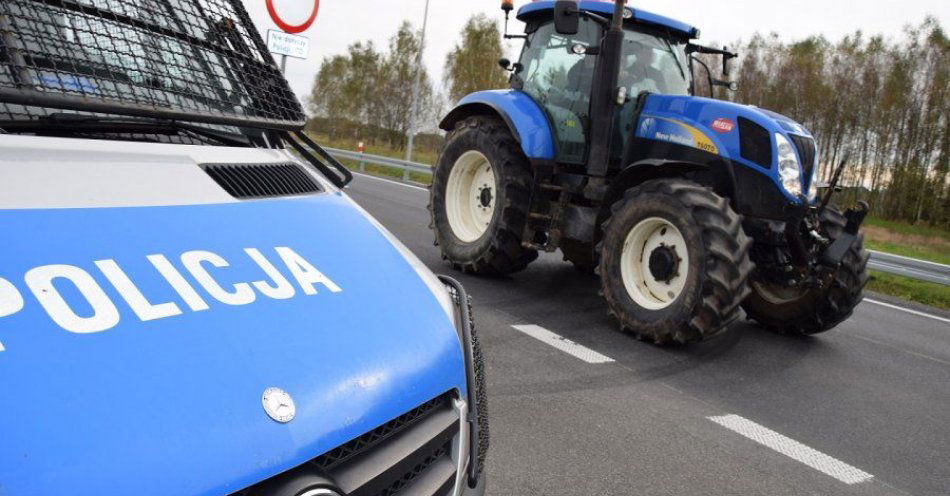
[266, 0, 319, 34]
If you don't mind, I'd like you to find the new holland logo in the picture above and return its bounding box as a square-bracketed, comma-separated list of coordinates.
[0, 246, 342, 351]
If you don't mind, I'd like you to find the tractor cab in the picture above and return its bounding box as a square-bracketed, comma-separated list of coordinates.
[512, 3, 694, 164]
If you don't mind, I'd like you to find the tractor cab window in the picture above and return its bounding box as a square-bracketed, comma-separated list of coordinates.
[619, 30, 691, 97]
[612, 29, 691, 162]
[518, 18, 601, 164]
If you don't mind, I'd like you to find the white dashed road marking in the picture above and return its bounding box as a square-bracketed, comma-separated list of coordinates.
[708, 414, 874, 485]
[511, 324, 615, 364]
[865, 298, 950, 324]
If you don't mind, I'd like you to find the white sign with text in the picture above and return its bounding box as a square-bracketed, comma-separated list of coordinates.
[267, 30, 311, 59]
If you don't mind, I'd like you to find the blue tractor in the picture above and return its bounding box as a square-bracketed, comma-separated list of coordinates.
[429, 0, 870, 344]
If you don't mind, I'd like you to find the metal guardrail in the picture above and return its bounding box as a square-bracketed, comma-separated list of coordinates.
[868, 250, 950, 286]
[325, 147, 949, 286]
[325, 147, 432, 182]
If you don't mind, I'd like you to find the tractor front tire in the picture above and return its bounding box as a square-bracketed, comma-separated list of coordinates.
[597, 179, 753, 345]
[429, 116, 538, 275]
[743, 207, 870, 335]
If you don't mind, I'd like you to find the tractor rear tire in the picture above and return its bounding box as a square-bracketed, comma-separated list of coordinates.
[597, 179, 753, 345]
[743, 206, 870, 335]
[429, 116, 538, 275]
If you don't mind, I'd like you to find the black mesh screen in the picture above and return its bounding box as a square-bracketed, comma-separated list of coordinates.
[0, 0, 304, 129]
[202, 163, 321, 199]
[309, 394, 450, 473]
[738, 117, 772, 168]
[443, 279, 489, 483]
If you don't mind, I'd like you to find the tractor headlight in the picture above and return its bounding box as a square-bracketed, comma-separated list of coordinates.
[775, 133, 802, 197]
[807, 148, 820, 201]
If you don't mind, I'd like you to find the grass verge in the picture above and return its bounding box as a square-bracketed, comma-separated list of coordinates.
[867, 271, 950, 311]
[308, 133, 439, 167]
[864, 216, 950, 241]
[864, 239, 950, 266]
[863, 217, 949, 266]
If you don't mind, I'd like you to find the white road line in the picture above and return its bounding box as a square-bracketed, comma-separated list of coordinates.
[708, 414, 873, 485]
[865, 298, 950, 324]
[350, 171, 429, 192]
[511, 324, 615, 364]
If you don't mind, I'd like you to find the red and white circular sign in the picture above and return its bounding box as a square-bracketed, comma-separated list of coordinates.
[266, 0, 319, 34]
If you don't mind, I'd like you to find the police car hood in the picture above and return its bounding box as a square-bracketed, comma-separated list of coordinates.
[0, 137, 466, 495]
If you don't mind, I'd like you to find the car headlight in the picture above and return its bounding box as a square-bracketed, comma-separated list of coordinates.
[775, 133, 802, 197]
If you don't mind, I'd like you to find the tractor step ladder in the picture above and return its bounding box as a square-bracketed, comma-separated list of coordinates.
[521, 167, 568, 252]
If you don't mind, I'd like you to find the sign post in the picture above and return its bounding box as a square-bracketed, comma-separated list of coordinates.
[265, 0, 319, 73]
[405, 0, 430, 162]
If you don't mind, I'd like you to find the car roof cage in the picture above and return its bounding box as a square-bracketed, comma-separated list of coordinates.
[0, 0, 306, 130]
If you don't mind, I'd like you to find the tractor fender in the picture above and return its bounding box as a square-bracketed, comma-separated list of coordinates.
[595, 158, 739, 240]
[440, 90, 555, 160]
[604, 158, 732, 205]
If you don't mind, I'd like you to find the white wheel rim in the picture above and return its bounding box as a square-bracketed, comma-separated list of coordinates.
[620, 217, 689, 310]
[446, 150, 496, 243]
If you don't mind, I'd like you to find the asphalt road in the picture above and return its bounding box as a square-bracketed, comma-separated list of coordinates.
[345, 173, 950, 496]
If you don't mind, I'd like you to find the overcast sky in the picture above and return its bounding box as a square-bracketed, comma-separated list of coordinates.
[244, 0, 948, 106]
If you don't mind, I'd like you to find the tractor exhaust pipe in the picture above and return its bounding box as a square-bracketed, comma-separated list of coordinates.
[585, 0, 627, 182]
[610, 0, 625, 30]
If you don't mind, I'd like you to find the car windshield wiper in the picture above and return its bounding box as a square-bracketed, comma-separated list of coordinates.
[0, 113, 252, 147]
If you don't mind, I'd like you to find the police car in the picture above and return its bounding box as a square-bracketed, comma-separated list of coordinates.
[0, 1, 487, 495]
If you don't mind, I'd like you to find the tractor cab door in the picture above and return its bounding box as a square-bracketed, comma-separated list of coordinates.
[613, 29, 693, 160]
[518, 18, 601, 165]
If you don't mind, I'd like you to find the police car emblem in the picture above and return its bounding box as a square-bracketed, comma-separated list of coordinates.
[262, 387, 296, 423]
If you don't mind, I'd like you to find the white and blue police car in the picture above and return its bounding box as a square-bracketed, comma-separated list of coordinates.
[0, 1, 487, 495]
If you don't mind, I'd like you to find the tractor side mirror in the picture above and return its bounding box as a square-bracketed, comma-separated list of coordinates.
[554, 1, 579, 35]
[712, 79, 739, 92]
[498, 58, 511, 70]
[722, 46, 734, 77]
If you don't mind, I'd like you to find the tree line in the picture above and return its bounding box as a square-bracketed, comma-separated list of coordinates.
[727, 17, 948, 227]
[306, 14, 505, 151]
[308, 14, 947, 227]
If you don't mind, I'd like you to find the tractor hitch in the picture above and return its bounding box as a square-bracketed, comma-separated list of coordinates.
[819, 201, 869, 267]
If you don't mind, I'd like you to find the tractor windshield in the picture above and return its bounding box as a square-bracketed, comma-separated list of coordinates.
[619, 30, 691, 97]
[517, 18, 691, 164]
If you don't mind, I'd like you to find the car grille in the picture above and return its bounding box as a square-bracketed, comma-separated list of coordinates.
[234, 392, 461, 496]
[202, 163, 321, 199]
[789, 134, 817, 183]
